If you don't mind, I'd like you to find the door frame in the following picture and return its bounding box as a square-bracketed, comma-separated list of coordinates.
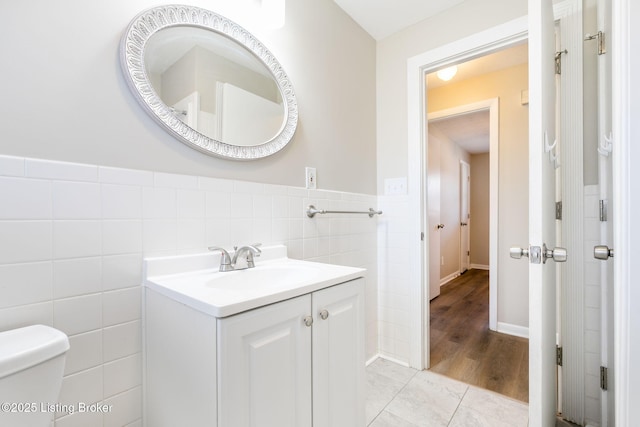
[406, 14, 527, 371]
[428, 99, 499, 330]
[611, 0, 635, 424]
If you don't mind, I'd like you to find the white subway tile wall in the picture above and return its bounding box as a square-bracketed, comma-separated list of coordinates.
[0, 154, 378, 426]
[376, 195, 412, 364]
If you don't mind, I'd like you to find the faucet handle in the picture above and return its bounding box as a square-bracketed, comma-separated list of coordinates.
[245, 244, 261, 268]
[208, 246, 233, 272]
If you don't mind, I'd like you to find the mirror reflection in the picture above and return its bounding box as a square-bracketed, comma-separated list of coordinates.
[144, 26, 285, 147]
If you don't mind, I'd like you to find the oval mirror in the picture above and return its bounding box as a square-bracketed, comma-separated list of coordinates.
[120, 5, 298, 160]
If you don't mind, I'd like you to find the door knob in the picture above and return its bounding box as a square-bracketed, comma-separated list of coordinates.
[510, 246, 530, 259]
[511, 245, 567, 264]
[543, 244, 567, 263]
[460, 222, 468, 226]
[319, 309, 329, 320]
[436, 224, 445, 229]
[594, 245, 614, 260]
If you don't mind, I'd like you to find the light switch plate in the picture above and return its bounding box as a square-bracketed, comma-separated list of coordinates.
[384, 177, 407, 195]
[305, 167, 317, 189]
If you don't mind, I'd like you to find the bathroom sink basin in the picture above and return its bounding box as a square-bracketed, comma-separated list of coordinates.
[143, 245, 365, 317]
[204, 263, 324, 290]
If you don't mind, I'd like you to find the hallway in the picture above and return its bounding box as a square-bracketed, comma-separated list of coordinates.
[429, 269, 529, 402]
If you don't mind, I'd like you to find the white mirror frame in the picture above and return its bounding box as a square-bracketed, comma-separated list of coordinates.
[120, 4, 298, 160]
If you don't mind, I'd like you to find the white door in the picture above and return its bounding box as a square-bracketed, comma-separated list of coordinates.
[459, 160, 470, 273]
[595, 0, 614, 423]
[428, 128, 442, 299]
[312, 279, 365, 427]
[173, 91, 200, 129]
[527, 0, 563, 425]
[217, 295, 312, 427]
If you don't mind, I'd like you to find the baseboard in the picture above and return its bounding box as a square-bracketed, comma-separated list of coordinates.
[440, 271, 460, 287]
[366, 354, 380, 366]
[375, 353, 411, 368]
[470, 263, 489, 270]
[497, 322, 529, 339]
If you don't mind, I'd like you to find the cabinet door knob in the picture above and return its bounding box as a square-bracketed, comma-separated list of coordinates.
[303, 316, 313, 327]
[319, 309, 329, 320]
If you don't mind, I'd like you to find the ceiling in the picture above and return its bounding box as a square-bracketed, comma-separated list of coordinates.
[333, 0, 467, 40]
[430, 110, 490, 154]
[426, 43, 529, 89]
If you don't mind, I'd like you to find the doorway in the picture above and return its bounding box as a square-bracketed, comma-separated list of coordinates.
[424, 50, 530, 399]
[403, 6, 542, 416]
[406, 1, 605, 425]
[426, 100, 498, 322]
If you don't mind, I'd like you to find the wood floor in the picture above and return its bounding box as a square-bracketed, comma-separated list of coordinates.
[429, 269, 529, 402]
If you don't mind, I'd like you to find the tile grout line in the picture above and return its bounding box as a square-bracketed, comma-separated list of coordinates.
[446, 383, 470, 427]
[367, 367, 421, 426]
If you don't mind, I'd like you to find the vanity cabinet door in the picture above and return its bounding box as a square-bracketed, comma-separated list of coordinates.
[312, 278, 365, 427]
[217, 294, 312, 427]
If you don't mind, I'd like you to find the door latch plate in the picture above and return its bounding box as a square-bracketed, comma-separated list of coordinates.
[530, 246, 542, 264]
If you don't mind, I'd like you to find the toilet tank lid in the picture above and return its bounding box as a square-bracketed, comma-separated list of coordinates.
[0, 325, 70, 379]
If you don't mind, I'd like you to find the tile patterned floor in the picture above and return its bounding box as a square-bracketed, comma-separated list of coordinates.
[366, 358, 529, 427]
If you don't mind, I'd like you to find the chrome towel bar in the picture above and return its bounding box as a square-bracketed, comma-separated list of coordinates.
[306, 204, 382, 218]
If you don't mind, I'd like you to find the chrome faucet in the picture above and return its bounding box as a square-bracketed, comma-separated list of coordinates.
[208, 244, 262, 272]
[231, 244, 262, 270]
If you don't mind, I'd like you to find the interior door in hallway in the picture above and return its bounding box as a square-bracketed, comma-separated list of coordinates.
[459, 160, 470, 273]
[428, 128, 442, 300]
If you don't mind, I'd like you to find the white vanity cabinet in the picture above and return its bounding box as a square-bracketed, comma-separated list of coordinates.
[217, 278, 365, 427]
[143, 250, 366, 427]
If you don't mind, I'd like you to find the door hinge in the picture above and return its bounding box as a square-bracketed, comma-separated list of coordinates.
[555, 49, 568, 74]
[599, 199, 608, 222]
[556, 346, 563, 366]
[600, 366, 608, 390]
[421, 232, 425, 241]
[556, 201, 562, 220]
[585, 31, 606, 55]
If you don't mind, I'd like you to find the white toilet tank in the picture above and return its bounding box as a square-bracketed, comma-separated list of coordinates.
[0, 325, 69, 426]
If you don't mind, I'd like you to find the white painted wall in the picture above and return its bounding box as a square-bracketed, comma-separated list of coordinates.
[470, 153, 490, 268]
[0, 0, 376, 194]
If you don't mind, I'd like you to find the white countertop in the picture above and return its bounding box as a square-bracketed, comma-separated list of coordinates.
[143, 245, 365, 317]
